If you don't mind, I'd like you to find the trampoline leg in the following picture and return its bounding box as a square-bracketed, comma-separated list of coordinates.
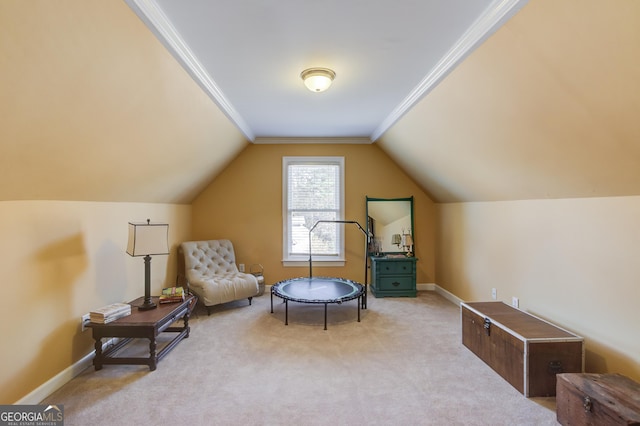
[270, 291, 273, 313]
[324, 303, 328, 330]
[363, 285, 368, 309]
[357, 296, 361, 322]
[285, 300, 288, 325]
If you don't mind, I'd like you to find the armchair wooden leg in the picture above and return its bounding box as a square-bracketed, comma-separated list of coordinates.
[248, 297, 253, 305]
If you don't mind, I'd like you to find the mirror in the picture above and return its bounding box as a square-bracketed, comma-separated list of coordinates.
[366, 196, 414, 256]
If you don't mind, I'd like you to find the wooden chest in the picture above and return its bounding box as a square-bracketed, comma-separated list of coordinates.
[461, 301, 584, 397]
[556, 373, 640, 425]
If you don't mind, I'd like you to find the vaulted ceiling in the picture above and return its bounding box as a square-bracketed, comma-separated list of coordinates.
[1, 0, 639, 204]
[125, 0, 524, 140]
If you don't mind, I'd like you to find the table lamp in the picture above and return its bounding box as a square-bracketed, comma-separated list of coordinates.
[126, 219, 169, 310]
[391, 234, 402, 248]
[402, 234, 414, 257]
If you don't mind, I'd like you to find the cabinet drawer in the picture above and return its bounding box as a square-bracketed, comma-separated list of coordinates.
[377, 260, 412, 275]
[378, 276, 413, 291]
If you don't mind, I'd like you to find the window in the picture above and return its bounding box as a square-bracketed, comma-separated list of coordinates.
[282, 156, 345, 265]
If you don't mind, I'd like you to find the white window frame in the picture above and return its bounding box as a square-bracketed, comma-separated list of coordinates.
[282, 156, 345, 267]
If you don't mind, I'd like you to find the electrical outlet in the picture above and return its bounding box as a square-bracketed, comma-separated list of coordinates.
[81, 313, 90, 332]
[238, 263, 245, 272]
[491, 288, 497, 300]
[512, 297, 519, 308]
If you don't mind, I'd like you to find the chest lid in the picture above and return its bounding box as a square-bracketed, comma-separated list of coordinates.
[558, 373, 640, 423]
[463, 301, 580, 340]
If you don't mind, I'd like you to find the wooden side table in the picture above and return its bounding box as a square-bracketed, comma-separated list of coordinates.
[88, 295, 194, 371]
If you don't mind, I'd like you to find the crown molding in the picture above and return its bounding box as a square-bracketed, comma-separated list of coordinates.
[253, 137, 372, 145]
[370, 0, 529, 142]
[125, 0, 255, 141]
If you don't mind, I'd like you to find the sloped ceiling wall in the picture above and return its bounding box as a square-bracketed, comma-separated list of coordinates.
[1, 0, 638, 204]
[379, 0, 640, 202]
[0, 0, 247, 204]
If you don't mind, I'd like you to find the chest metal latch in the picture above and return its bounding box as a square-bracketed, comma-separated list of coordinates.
[483, 318, 491, 336]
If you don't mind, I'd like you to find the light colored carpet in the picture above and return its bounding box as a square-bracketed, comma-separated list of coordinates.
[42, 291, 559, 425]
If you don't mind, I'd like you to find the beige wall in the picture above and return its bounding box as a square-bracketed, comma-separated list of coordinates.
[436, 197, 640, 381]
[1, 0, 248, 204]
[0, 200, 191, 403]
[191, 143, 436, 286]
[378, 0, 640, 204]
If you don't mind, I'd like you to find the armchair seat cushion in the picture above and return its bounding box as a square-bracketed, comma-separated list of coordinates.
[180, 240, 258, 309]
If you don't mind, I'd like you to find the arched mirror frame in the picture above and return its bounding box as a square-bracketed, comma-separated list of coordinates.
[365, 196, 414, 256]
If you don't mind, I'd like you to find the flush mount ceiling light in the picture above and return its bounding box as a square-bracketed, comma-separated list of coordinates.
[300, 67, 336, 93]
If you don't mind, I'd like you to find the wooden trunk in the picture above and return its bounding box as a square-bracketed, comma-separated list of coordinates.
[556, 373, 640, 425]
[461, 301, 584, 397]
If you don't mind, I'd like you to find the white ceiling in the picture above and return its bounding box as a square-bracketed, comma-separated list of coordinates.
[125, 0, 528, 141]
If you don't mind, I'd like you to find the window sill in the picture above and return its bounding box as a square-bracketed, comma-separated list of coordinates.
[282, 259, 345, 268]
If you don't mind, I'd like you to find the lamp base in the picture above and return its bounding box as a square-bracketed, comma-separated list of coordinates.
[138, 299, 157, 311]
[139, 254, 157, 310]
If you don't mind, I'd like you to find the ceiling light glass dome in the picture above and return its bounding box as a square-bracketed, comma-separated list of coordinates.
[300, 68, 336, 92]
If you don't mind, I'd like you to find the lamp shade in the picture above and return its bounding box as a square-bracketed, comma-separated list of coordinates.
[391, 234, 402, 246]
[403, 234, 413, 246]
[126, 221, 169, 256]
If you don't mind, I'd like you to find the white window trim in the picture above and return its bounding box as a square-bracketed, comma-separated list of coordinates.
[282, 156, 345, 267]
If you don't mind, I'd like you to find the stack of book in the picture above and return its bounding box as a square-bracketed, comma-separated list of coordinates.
[159, 286, 185, 304]
[90, 302, 131, 324]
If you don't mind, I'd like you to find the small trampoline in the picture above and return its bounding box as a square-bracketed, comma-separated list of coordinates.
[270, 276, 365, 330]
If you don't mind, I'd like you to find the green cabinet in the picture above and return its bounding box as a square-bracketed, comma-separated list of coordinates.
[370, 256, 417, 297]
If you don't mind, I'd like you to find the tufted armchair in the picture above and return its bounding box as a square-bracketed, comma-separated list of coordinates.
[179, 240, 259, 315]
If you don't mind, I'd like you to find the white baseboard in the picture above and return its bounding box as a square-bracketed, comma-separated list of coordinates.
[15, 338, 120, 405]
[15, 352, 93, 404]
[416, 282, 435, 292]
[417, 283, 463, 306]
